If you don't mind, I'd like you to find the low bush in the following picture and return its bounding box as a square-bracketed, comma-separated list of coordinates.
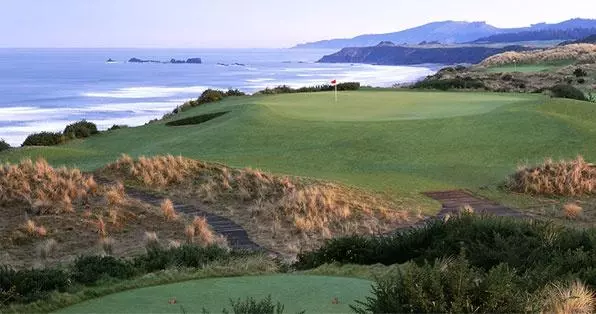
[411, 77, 485, 91]
[107, 124, 128, 131]
[0, 266, 70, 303]
[172, 89, 242, 114]
[224, 295, 287, 314]
[351, 254, 531, 313]
[507, 156, 596, 195]
[71, 255, 137, 285]
[21, 132, 65, 147]
[578, 78, 586, 84]
[256, 82, 360, 95]
[133, 244, 232, 273]
[63, 120, 98, 139]
[549, 84, 588, 101]
[295, 214, 596, 289]
[0, 139, 10, 152]
[574, 67, 588, 77]
[165, 112, 229, 127]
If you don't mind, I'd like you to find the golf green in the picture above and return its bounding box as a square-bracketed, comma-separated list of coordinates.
[3, 90, 596, 212]
[53, 275, 373, 313]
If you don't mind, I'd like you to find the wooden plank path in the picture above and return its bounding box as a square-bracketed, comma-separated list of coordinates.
[423, 190, 525, 218]
[94, 176, 264, 252]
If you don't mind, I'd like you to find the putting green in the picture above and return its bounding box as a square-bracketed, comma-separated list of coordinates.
[53, 275, 372, 313]
[260, 91, 525, 121]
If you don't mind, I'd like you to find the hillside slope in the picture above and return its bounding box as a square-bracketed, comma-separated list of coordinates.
[318, 42, 532, 65]
[295, 18, 596, 49]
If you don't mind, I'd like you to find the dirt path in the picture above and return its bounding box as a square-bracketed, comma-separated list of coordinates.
[423, 190, 525, 218]
[95, 176, 264, 252]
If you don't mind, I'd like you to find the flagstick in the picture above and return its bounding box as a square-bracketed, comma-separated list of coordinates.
[334, 84, 337, 103]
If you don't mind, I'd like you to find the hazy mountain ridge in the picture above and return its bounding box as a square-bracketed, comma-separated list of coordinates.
[295, 18, 596, 49]
[317, 42, 534, 65]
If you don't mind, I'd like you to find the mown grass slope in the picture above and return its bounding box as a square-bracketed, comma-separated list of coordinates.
[54, 275, 372, 314]
[2, 90, 596, 213]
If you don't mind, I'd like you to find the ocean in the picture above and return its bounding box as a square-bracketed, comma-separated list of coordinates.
[0, 48, 435, 146]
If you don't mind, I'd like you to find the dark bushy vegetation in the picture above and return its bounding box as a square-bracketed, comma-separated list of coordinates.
[173, 89, 247, 114]
[21, 132, 66, 147]
[132, 244, 235, 273]
[63, 120, 98, 139]
[0, 266, 70, 304]
[574, 67, 588, 77]
[411, 77, 485, 91]
[0, 139, 10, 152]
[107, 124, 128, 131]
[256, 82, 360, 95]
[166, 112, 229, 127]
[549, 84, 588, 101]
[21, 120, 100, 147]
[71, 256, 136, 285]
[296, 214, 596, 288]
[0, 244, 250, 306]
[351, 253, 531, 313]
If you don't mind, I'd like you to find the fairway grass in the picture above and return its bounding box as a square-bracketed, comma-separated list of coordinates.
[53, 275, 373, 313]
[3, 90, 596, 214]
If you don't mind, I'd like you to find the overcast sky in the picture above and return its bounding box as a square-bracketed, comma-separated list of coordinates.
[1, 0, 594, 48]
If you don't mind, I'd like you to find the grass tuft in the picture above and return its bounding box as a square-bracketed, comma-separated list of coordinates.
[508, 156, 596, 196]
[541, 280, 595, 314]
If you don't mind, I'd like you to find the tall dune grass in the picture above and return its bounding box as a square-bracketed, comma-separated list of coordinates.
[105, 155, 411, 241]
[0, 159, 102, 214]
[481, 44, 596, 67]
[508, 156, 596, 196]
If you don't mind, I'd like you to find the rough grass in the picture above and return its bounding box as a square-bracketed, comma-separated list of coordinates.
[102, 155, 413, 254]
[541, 281, 595, 314]
[508, 156, 596, 196]
[0, 159, 99, 214]
[0, 159, 191, 268]
[481, 44, 596, 66]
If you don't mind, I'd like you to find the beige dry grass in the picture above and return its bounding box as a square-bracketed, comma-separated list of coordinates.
[0, 159, 103, 214]
[541, 280, 595, 314]
[481, 44, 596, 67]
[563, 203, 583, 219]
[509, 156, 596, 196]
[192, 216, 215, 247]
[160, 199, 177, 221]
[103, 154, 412, 253]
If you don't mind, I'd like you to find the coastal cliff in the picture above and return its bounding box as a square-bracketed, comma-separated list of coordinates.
[318, 42, 534, 65]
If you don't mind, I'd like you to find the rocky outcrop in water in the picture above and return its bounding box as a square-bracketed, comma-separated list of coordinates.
[127, 57, 202, 64]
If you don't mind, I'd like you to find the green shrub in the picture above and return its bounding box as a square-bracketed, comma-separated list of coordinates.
[225, 89, 246, 97]
[71, 256, 136, 285]
[412, 77, 485, 90]
[351, 255, 530, 313]
[21, 132, 65, 147]
[0, 139, 10, 152]
[578, 78, 586, 84]
[63, 120, 98, 139]
[166, 112, 229, 127]
[501, 74, 513, 81]
[107, 124, 128, 131]
[133, 244, 232, 272]
[224, 295, 287, 314]
[0, 266, 70, 303]
[295, 214, 596, 289]
[198, 89, 226, 104]
[549, 84, 588, 101]
[256, 82, 360, 95]
[574, 68, 588, 77]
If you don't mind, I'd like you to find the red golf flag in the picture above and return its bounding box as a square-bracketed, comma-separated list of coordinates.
[331, 80, 337, 85]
